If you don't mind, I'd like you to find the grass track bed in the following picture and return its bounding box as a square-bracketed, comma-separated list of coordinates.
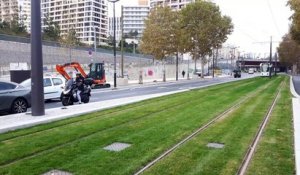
[0, 77, 291, 175]
[0, 79, 261, 166]
[246, 78, 295, 175]
[143, 76, 287, 175]
[0, 79, 255, 142]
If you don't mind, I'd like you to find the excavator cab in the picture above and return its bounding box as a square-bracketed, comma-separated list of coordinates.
[88, 63, 110, 88]
[89, 63, 104, 80]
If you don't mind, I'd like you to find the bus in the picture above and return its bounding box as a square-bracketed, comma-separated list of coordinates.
[260, 63, 272, 77]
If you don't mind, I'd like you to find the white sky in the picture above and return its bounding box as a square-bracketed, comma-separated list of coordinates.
[108, 0, 293, 57]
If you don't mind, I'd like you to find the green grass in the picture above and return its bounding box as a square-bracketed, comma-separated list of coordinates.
[0, 77, 291, 175]
[246, 77, 295, 175]
[143, 76, 287, 175]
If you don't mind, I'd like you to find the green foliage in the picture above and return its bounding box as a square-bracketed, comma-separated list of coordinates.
[140, 6, 177, 60]
[140, 2, 233, 78]
[288, 0, 300, 43]
[59, 28, 80, 48]
[128, 30, 139, 38]
[0, 11, 28, 37]
[42, 13, 61, 42]
[277, 34, 300, 72]
[181, 0, 233, 77]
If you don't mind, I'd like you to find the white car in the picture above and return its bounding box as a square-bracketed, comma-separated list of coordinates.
[20, 76, 66, 101]
[248, 68, 254, 74]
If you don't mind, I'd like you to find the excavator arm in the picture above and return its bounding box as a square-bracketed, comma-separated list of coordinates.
[56, 62, 88, 80]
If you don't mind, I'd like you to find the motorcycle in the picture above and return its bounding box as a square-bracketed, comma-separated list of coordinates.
[61, 79, 91, 106]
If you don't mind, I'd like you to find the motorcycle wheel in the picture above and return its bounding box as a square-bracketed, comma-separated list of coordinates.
[82, 95, 90, 103]
[62, 97, 73, 106]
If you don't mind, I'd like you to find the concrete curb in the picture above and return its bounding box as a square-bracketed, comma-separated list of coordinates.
[293, 98, 300, 175]
[0, 90, 188, 134]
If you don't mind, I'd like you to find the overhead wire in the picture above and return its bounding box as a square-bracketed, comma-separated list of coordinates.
[266, 0, 281, 36]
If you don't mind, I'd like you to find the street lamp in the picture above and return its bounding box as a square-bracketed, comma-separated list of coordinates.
[30, 0, 45, 116]
[108, 0, 119, 88]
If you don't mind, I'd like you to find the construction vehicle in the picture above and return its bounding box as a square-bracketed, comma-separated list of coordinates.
[56, 62, 111, 88]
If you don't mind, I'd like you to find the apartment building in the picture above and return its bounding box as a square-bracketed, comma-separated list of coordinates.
[108, 16, 121, 43]
[122, 5, 149, 39]
[138, 0, 149, 6]
[0, 0, 31, 31]
[41, 0, 108, 45]
[149, 0, 195, 10]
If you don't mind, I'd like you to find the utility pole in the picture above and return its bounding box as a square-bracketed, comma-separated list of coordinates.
[275, 52, 277, 76]
[212, 49, 215, 78]
[121, 5, 124, 78]
[31, 0, 45, 116]
[94, 25, 97, 62]
[269, 36, 272, 79]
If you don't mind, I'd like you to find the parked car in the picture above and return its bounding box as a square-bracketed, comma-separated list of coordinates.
[233, 69, 241, 78]
[0, 81, 31, 113]
[20, 76, 65, 101]
[248, 68, 254, 74]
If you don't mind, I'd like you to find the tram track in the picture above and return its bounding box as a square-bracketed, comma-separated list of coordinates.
[0, 80, 261, 168]
[236, 81, 284, 175]
[0, 79, 256, 142]
[134, 79, 278, 175]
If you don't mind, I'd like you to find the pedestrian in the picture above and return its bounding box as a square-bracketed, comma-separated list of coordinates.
[182, 70, 186, 78]
[75, 73, 85, 104]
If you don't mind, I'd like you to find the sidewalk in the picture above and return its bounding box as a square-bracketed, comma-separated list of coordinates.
[0, 73, 247, 134]
[291, 76, 300, 175]
[0, 90, 187, 134]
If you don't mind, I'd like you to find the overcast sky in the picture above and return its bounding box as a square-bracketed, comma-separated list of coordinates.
[108, 0, 292, 57]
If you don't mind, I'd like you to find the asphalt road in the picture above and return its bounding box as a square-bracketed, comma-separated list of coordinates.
[293, 76, 300, 95]
[44, 73, 257, 110]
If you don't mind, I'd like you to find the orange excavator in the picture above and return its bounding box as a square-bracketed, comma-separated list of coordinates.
[56, 62, 111, 88]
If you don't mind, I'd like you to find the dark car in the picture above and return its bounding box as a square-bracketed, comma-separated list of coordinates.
[0, 81, 31, 114]
[233, 69, 241, 78]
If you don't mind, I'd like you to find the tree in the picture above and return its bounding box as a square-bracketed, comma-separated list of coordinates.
[0, 7, 28, 36]
[43, 13, 61, 41]
[140, 6, 176, 61]
[60, 28, 80, 62]
[140, 7, 171, 81]
[180, 1, 233, 78]
[288, 0, 300, 43]
[278, 34, 300, 74]
[107, 35, 114, 46]
[128, 30, 139, 38]
[140, 6, 178, 81]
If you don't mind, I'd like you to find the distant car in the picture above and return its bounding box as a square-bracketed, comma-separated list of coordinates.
[233, 69, 241, 78]
[194, 69, 202, 77]
[248, 68, 254, 74]
[0, 81, 31, 114]
[20, 76, 65, 101]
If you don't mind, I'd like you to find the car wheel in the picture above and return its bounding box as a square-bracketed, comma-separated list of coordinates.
[11, 98, 28, 113]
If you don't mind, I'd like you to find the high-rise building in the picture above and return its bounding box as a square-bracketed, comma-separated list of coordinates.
[149, 0, 195, 10]
[41, 0, 108, 45]
[138, 0, 149, 6]
[0, 0, 31, 31]
[122, 5, 150, 39]
[108, 16, 121, 43]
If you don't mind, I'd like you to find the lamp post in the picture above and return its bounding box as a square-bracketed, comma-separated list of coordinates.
[108, 0, 119, 88]
[93, 25, 98, 63]
[31, 0, 45, 116]
[269, 36, 272, 79]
